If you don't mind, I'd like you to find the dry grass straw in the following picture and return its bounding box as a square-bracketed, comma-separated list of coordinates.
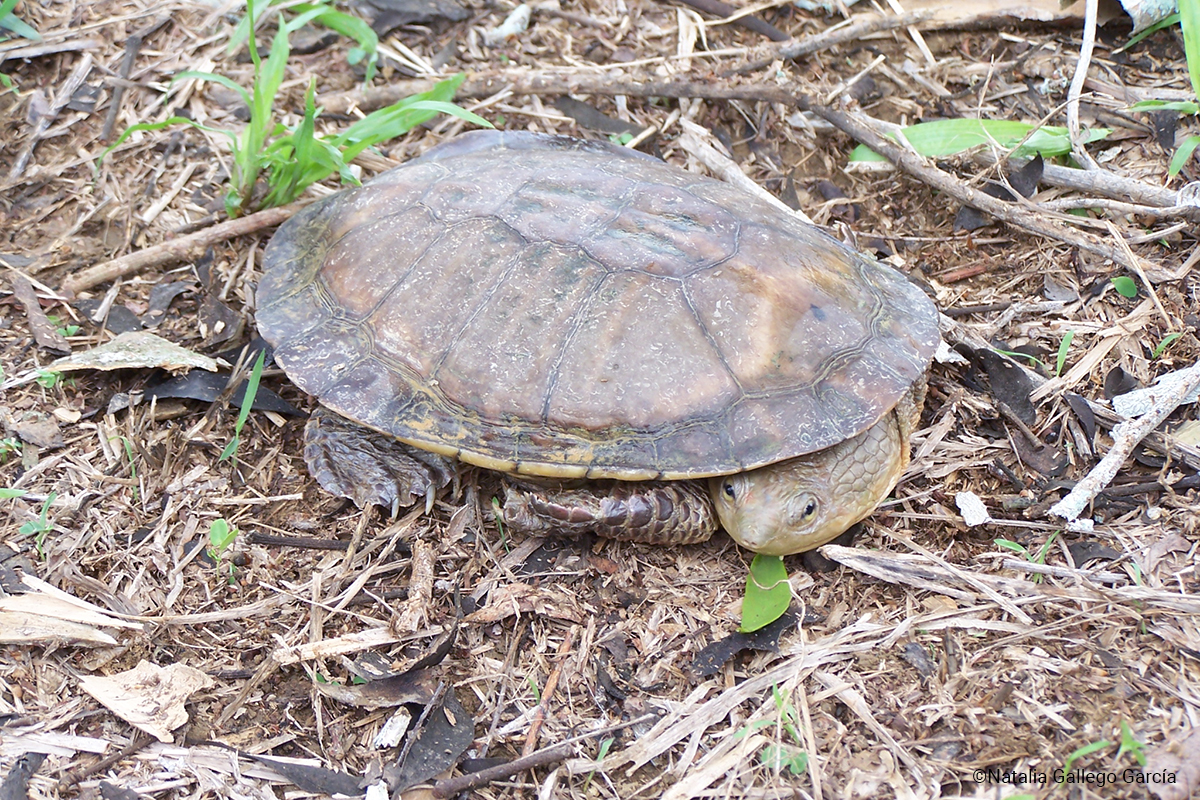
[2, 0, 1199, 798]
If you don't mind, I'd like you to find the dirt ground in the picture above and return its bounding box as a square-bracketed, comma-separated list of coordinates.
[2, 0, 1200, 798]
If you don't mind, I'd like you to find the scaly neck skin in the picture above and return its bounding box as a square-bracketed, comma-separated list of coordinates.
[710, 379, 923, 556]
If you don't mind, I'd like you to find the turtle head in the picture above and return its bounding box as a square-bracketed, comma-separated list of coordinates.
[708, 418, 906, 556]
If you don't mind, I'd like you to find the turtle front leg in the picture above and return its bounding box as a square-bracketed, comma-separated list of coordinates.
[303, 407, 455, 514]
[502, 479, 718, 545]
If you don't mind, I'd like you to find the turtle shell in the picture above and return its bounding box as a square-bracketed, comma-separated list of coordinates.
[257, 130, 939, 480]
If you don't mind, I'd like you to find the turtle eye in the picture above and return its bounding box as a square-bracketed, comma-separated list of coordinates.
[790, 495, 819, 526]
[723, 482, 736, 500]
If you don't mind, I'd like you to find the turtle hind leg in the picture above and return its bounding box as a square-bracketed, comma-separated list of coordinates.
[303, 407, 455, 514]
[501, 479, 718, 545]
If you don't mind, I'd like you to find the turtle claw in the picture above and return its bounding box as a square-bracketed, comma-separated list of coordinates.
[303, 407, 454, 514]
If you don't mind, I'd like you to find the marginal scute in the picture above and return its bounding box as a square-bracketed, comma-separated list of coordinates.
[258, 130, 940, 480]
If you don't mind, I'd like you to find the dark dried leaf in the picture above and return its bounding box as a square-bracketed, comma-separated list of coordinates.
[673, 0, 786, 40]
[552, 97, 638, 136]
[1149, 109, 1179, 151]
[1012, 435, 1067, 477]
[901, 642, 937, 678]
[388, 690, 475, 791]
[314, 667, 439, 709]
[1104, 365, 1140, 399]
[360, 0, 469, 34]
[410, 621, 458, 671]
[198, 294, 243, 346]
[98, 781, 144, 800]
[976, 349, 1037, 426]
[10, 273, 69, 354]
[74, 298, 143, 335]
[815, 179, 860, 222]
[0, 752, 46, 800]
[689, 608, 798, 676]
[954, 157, 1041, 230]
[145, 370, 299, 416]
[67, 83, 102, 113]
[1008, 155, 1044, 198]
[1066, 393, 1096, 442]
[9, 411, 63, 449]
[144, 281, 194, 328]
[1067, 540, 1120, 565]
[244, 753, 362, 796]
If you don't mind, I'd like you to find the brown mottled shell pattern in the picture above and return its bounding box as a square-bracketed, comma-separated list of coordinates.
[257, 131, 939, 480]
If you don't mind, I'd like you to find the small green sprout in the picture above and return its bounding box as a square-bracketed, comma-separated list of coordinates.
[47, 314, 80, 337]
[736, 685, 809, 776]
[1116, 721, 1146, 766]
[208, 518, 240, 558]
[1151, 332, 1183, 359]
[1059, 738, 1112, 780]
[583, 736, 615, 791]
[0, 437, 21, 463]
[1055, 330, 1075, 377]
[34, 369, 62, 389]
[19, 491, 57, 558]
[220, 349, 266, 463]
[995, 533, 1058, 582]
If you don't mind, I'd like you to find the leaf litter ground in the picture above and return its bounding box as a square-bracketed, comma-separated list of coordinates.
[1, 1, 1199, 798]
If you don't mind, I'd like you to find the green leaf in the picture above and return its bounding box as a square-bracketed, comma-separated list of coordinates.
[172, 70, 252, 107]
[740, 554, 791, 633]
[220, 348, 267, 463]
[1129, 99, 1200, 115]
[1055, 330, 1074, 377]
[1061, 739, 1112, 775]
[1120, 13, 1179, 51]
[849, 119, 1110, 162]
[1111, 275, 1138, 298]
[208, 518, 240, 556]
[1180, 0, 1200, 100]
[759, 744, 808, 775]
[0, 488, 27, 499]
[1152, 332, 1183, 358]
[994, 538, 1028, 555]
[0, 0, 41, 40]
[296, 4, 379, 81]
[1116, 720, 1146, 766]
[1169, 134, 1200, 176]
[100, 117, 235, 166]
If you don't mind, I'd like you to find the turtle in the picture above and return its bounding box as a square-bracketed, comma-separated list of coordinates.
[256, 130, 939, 556]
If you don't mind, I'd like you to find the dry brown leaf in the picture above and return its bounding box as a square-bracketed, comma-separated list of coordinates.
[78, 661, 215, 742]
[465, 582, 586, 624]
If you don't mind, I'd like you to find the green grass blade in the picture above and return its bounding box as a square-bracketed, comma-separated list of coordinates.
[1169, 134, 1200, 175]
[227, 0, 273, 55]
[850, 119, 1110, 162]
[0, 0, 41, 41]
[101, 117, 235, 164]
[1120, 13, 1179, 52]
[1129, 99, 1200, 114]
[220, 348, 267, 463]
[1055, 330, 1074, 377]
[172, 70, 251, 107]
[296, 4, 379, 81]
[1180, 0, 1200, 99]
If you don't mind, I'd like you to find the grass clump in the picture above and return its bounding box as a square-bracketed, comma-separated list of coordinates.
[104, 0, 490, 217]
